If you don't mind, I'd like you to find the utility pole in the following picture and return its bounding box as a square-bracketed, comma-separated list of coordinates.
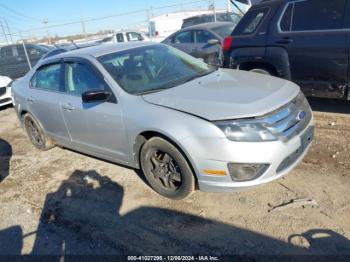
[213, 0, 217, 22]
[147, 9, 153, 41]
[0, 20, 8, 43]
[227, 0, 231, 12]
[81, 19, 87, 39]
[19, 31, 32, 70]
[3, 18, 13, 43]
[43, 19, 50, 44]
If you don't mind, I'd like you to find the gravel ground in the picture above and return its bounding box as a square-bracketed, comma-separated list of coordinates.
[0, 98, 349, 256]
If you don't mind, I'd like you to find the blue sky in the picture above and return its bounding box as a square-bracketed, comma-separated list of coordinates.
[0, 0, 235, 40]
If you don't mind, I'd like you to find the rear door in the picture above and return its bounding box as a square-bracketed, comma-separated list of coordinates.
[271, 0, 348, 99]
[28, 61, 70, 143]
[60, 58, 127, 161]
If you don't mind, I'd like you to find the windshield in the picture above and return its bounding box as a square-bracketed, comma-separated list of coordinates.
[98, 44, 214, 95]
[213, 25, 235, 38]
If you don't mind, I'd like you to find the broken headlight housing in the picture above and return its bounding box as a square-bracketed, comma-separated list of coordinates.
[214, 119, 277, 142]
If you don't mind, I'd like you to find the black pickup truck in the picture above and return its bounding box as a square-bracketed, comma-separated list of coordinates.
[0, 44, 49, 80]
[223, 0, 350, 100]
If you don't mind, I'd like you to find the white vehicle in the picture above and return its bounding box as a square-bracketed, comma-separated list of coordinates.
[101, 31, 150, 44]
[0, 76, 12, 107]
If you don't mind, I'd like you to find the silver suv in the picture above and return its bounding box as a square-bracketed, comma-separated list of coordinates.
[12, 42, 314, 199]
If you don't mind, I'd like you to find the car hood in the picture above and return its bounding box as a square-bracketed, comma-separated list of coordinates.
[142, 69, 300, 121]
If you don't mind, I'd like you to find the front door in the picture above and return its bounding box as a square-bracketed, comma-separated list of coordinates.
[192, 29, 221, 66]
[171, 30, 195, 55]
[272, 0, 349, 99]
[60, 59, 127, 161]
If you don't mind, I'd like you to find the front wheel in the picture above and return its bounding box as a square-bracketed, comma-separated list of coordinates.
[140, 137, 195, 200]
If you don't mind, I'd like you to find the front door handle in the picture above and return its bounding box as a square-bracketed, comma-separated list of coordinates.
[275, 37, 293, 44]
[62, 103, 75, 111]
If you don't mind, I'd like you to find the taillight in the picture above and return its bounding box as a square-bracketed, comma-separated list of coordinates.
[222, 36, 233, 52]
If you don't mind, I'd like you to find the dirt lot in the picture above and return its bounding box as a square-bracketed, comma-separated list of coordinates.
[0, 98, 349, 256]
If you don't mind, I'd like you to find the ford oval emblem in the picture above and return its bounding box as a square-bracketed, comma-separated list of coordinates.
[297, 111, 306, 121]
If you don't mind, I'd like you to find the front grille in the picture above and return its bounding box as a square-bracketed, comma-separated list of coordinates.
[0, 87, 6, 97]
[254, 92, 312, 141]
[0, 98, 11, 104]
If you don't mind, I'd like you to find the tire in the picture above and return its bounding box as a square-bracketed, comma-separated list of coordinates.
[249, 68, 272, 76]
[23, 113, 55, 151]
[140, 137, 195, 200]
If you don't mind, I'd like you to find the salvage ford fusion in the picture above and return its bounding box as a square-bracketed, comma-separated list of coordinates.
[12, 42, 314, 199]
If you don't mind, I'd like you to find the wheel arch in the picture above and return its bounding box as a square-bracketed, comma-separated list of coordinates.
[238, 61, 278, 76]
[133, 130, 199, 188]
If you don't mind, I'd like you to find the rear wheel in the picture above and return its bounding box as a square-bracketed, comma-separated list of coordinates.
[140, 137, 195, 200]
[23, 113, 55, 151]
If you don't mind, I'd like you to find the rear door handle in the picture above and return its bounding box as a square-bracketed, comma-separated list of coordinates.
[275, 38, 293, 44]
[62, 103, 75, 111]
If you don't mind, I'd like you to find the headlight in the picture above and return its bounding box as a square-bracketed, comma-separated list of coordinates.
[215, 120, 277, 142]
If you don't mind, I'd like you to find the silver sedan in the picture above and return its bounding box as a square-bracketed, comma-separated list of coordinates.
[12, 42, 314, 199]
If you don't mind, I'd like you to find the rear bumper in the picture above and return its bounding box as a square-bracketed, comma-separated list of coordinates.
[180, 122, 314, 192]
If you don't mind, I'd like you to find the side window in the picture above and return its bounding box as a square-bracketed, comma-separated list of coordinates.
[17, 46, 25, 57]
[3, 47, 13, 58]
[235, 7, 269, 35]
[64, 62, 107, 96]
[27, 47, 41, 56]
[116, 33, 124, 42]
[292, 0, 346, 31]
[195, 30, 216, 43]
[126, 32, 143, 41]
[173, 31, 192, 44]
[280, 4, 293, 32]
[31, 63, 62, 91]
[12, 46, 18, 57]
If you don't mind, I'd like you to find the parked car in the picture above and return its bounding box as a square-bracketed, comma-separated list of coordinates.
[40, 42, 101, 61]
[222, 0, 350, 100]
[100, 31, 150, 44]
[181, 12, 242, 29]
[12, 42, 314, 199]
[163, 22, 235, 66]
[0, 76, 12, 107]
[0, 44, 50, 80]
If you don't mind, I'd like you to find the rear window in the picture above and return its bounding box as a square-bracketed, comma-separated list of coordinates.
[212, 25, 235, 38]
[280, 0, 347, 32]
[235, 7, 269, 35]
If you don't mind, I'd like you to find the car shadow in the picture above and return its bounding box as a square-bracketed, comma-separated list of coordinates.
[0, 226, 23, 254]
[16, 170, 348, 257]
[307, 97, 350, 114]
[0, 138, 12, 182]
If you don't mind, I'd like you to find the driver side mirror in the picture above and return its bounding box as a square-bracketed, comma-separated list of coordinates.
[82, 90, 111, 103]
[208, 39, 220, 45]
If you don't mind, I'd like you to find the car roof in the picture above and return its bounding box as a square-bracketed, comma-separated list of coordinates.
[53, 41, 158, 59]
[180, 22, 234, 31]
